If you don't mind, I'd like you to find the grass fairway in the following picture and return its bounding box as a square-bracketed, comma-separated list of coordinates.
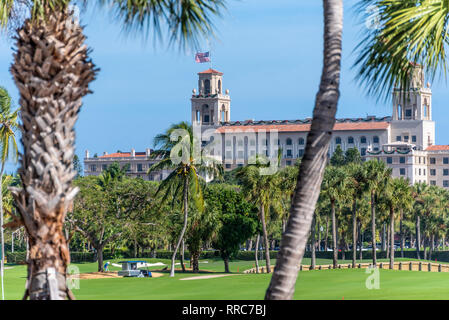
[3, 258, 449, 299]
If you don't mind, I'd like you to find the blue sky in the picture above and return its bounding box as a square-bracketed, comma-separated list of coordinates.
[0, 0, 449, 173]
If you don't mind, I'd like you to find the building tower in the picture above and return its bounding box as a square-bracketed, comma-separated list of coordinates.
[191, 69, 231, 126]
[390, 64, 435, 150]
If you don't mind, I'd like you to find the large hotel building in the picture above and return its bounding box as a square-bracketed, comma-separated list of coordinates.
[84, 65, 449, 188]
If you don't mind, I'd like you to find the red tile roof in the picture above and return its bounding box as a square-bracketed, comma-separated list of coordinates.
[198, 68, 223, 75]
[215, 122, 389, 133]
[99, 152, 147, 158]
[426, 145, 449, 151]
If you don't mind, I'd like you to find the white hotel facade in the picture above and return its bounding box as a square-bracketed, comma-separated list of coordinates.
[84, 66, 449, 188]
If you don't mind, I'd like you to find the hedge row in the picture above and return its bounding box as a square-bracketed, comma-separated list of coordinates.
[8, 249, 449, 264]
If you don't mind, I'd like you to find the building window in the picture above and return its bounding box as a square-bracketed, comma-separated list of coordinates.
[361, 148, 366, 156]
[419, 169, 421, 175]
[396, 136, 402, 142]
[361, 136, 367, 144]
[444, 181, 449, 188]
[444, 157, 449, 164]
[286, 160, 292, 166]
[102, 164, 107, 171]
[225, 140, 232, 147]
[137, 164, 143, 172]
[225, 164, 231, 169]
[430, 180, 436, 186]
[286, 149, 292, 158]
[400, 157, 405, 164]
[404, 136, 409, 142]
[348, 137, 354, 144]
[298, 149, 305, 157]
[400, 168, 406, 175]
[298, 138, 305, 145]
[335, 137, 342, 145]
[90, 165, 96, 172]
[423, 169, 426, 175]
[444, 169, 449, 176]
[387, 157, 392, 164]
[430, 157, 436, 164]
[277, 139, 280, 146]
[286, 138, 292, 146]
[430, 169, 436, 176]
[373, 136, 379, 144]
[405, 109, 412, 117]
[204, 115, 210, 123]
[412, 136, 417, 143]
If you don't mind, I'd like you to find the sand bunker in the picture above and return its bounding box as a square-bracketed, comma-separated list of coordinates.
[70, 271, 164, 280]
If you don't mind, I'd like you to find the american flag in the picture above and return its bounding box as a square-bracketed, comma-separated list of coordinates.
[195, 51, 211, 63]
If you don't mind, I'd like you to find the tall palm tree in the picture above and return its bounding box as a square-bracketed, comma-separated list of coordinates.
[346, 163, 368, 268]
[320, 165, 348, 268]
[237, 156, 283, 274]
[0, 87, 18, 301]
[383, 178, 412, 269]
[412, 182, 429, 259]
[149, 122, 222, 277]
[266, 0, 343, 300]
[364, 160, 391, 266]
[1, 0, 226, 300]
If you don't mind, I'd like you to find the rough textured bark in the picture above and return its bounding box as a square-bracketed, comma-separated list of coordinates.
[265, 0, 343, 300]
[371, 192, 377, 266]
[224, 256, 230, 273]
[260, 205, 271, 273]
[170, 177, 189, 277]
[358, 221, 363, 261]
[10, 8, 96, 300]
[191, 251, 200, 273]
[324, 213, 329, 251]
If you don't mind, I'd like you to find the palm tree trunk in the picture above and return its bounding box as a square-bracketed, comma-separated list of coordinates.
[416, 215, 421, 259]
[389, 208, 394, 269]
[10, 8, 96, 300]
[311, 214, 316, 270]
[352, 199, 357, 268]
[170, 177, 189, 277]
[358, 221, 363, 261]
[386, 224, 390, 259]
[371, 192, 377, 266]
[265, 0, 343, 299]
[260, 205, 271, 273]
[331, 200, 338, 268]
[255, 234, 260, 273]
[400, 209, 404, 258]
[324, 213, 329, 251]
[180, 239, 186, 272]
[381, 223, 386, 251]
[0, 163, 5, 300]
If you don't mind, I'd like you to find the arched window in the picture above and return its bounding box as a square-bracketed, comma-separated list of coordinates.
[298, 138, 305, 145]
[204, 79, 211, 95]
[202, 104, 209, 123]
[286, 138, 292, 146]
[348, 136, 354, 144]
[335, 137, 342, 144]
[360, 136, 367, 144]
[196, 110, 201, 123]
[218, 80, 222, 94]
[398, 104, 402, 120]
[373, 136, 379, 144]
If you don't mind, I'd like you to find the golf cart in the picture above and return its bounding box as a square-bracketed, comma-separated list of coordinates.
[118, 261, 152, 278]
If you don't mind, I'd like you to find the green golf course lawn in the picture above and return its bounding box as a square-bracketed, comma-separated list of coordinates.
[3, 257, 449, 300]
